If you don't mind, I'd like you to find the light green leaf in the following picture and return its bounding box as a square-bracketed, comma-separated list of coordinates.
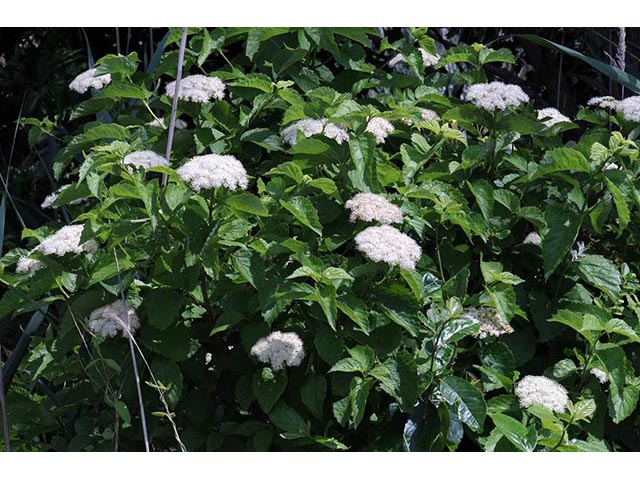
[280, 196, 323, 235]
[440, 376, 487, 432]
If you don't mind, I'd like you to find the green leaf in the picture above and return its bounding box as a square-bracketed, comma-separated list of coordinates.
[542, 204, 582, 279]
[604, 178, 630, 234]
[241, 128, 283, 152]
[150, 357, 184, 408]
[269, 403, 310, 438]
[491, 413, 536, 451]
[440, 376, 487, 432]
[300, 373, 327, 419]
[337, 295, 371, 333]
[253, 368, 287, 414]
[369, 351, 418, 412]
[94, 52, 139, 76]
[576, 254, 622, 301]
[225, 193, 269, 217]
[198, 29, 225, 67]
[280, 196, 323, 235]
[536, 147, 591, 177]
[349, 377, 373, 428]
[144, 288, 184, 331]
[99, 82, 150, 100]
[467, 179, 494, 222]
[348, 136, 378, 191]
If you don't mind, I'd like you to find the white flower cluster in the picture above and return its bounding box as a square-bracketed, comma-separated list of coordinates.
[587, 96, 617, 109]
[147, 118, 188, 130]
[465, 82, 529, 112]
[345, 193, 403, 224]
[165, 74, 226, 103]
[537, 107, 571, 127]
[122, 150, 170, 170]
[176, 154, 249, 192]
[590, 367, 608, 384]
[463, 306, 514, 339]
[615, 96, 640, 122]
[603, 162, 619, 171]
[250, 331, 305, 371]
[365, 117, 394, 144]
[420, 108, 440, 121]
[41, 185, 85, 209]
[388, 48, 440, 68]
[523, 231, 542, 246]
[16, 257, 43, 276]
[69, 68, 112, 94]
[88, 300, 140, 338]
[570, 241, 587, 261]
[355, 225, 421, 270]
[514, 375, 569, 413]
[35, 225, 97, 257]
[281, 118, 349, 145]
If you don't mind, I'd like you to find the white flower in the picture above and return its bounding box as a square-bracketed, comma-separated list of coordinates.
[123, 150, 170, 170]
[345, 192, 403, 224]
[465, 81, 529, 112]
[587, 96, 617, 109]
[590, 367, 608, 384]
[147, 118, 188, 130]
[250, 331, 305, 371]
[537, 107, 571, 127]
[322, 122, 350, 144]
[523, 231, 542, 246]
[420, 108, 440, 121]
[388, 53, 405, 68]
[69, 68, 112, 94]
[365, 117, 394, 144]
[354, 225, 421, 270]
[281, 119, 349, 145]
[515, 375, 569, 413]
[570, 241, 587, 261]
[419, 48, 440, 67]
[16, 257, 42, 276]
[463, 306, 514, 339]
[35, 225, 97, 257]
[615, 95, 640, 122]
[88, 300, 140, 338]
[176, 154, 249, 192]
[165, 74, 225, 103]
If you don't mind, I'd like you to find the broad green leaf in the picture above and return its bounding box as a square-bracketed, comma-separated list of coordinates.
[349, 377, 373, 428]
[337, 295, 371, 333]
[253, 368, 287, 413]
[280, 196, 323, 235]
[541, 204, 581, 279]
[150, 357, 184, 408]
[536, 147, 591, 177]
[144, 288, 184, 331]
[604, 178, 630, 234]
[300, 373, 327, 419]
[225, 193, 270, 217]
[370, 351, 418, 412]
[269, 403, 310, 438]
[491, 413, 535, 451]
[440, 376, 486, 432]
[576, 254, 622, 301]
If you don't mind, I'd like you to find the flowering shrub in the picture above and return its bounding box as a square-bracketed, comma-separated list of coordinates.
[2, 27, 640, 452]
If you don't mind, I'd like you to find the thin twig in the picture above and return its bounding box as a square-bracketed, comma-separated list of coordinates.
[113, 248, 150, 452]
[0, 346, 11, 452]
[163, 27, 188, 187]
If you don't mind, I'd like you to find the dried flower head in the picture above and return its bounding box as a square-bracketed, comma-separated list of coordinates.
[16, 257, 42, 276]
[345, 193, 403, 224]
[250, 331, 305, 371]
[282, 119, 349, 145]
[147, 118, 188, 130]
[515, 375, 569, 413]
[615, 95, 640, 122]
[365, 117, 394, 144]
[463, 306, 514, 339]
[587, 96, 617, 109]
[420, 108, 440, 121]
[523, 231, 542, 246]
[176, 154, 249, 192]
[88, 300, 140, 338]
[354, 225, 421, 270]
[465, 81, 529, 111]
[165, 74, 225, 103]
[69, 68, 112, 94]
[123, 150, 170, 170]
[537, 107, 571, 127]
[35, 225, 97, 257]
[41, 185, 85, 209]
